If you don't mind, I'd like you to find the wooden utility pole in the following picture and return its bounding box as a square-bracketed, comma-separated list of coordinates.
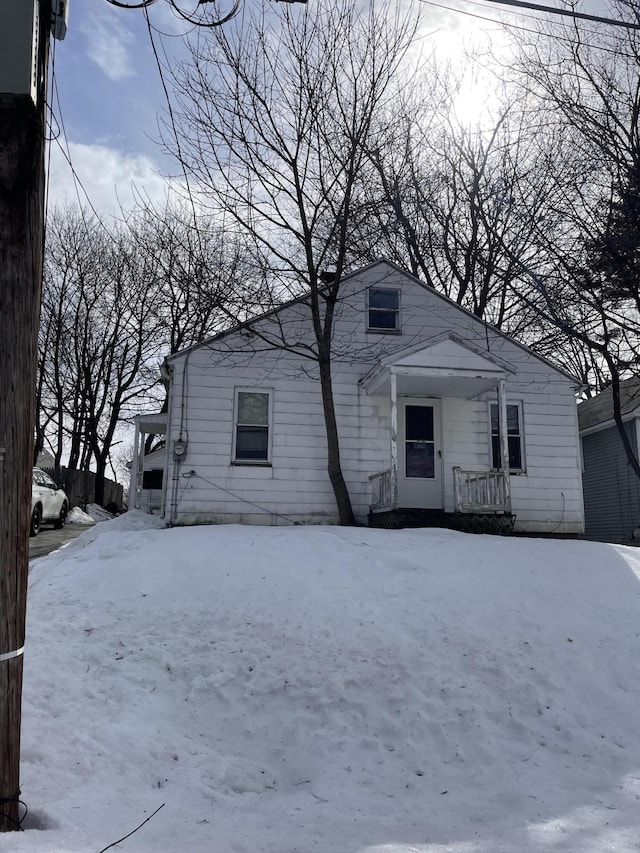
[0, 0, 51, 831]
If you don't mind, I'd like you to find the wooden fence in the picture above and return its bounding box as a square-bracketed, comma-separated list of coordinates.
[40, 467, 124, 512]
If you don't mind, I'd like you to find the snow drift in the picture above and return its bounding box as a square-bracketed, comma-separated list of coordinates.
[7, 514, 640, 852]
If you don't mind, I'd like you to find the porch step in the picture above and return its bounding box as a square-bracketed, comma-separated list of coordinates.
[368, 508, 516, 536]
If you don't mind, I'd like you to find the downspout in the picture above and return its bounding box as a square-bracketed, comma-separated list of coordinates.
[168, 352, 191, 527]
[160, 359, 173, 523]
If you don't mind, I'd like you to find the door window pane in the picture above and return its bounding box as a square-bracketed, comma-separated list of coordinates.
[406, 443, 435, 478]
[405, 405, 435, 478]
[406, 405, 434, 441]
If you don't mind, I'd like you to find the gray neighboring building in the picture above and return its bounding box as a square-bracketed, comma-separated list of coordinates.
[578, 377, 640, 543]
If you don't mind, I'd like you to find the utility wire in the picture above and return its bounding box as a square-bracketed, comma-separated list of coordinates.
[143, 6, 201, 225]
[421, 0, 546, 35]
[166, 0, 242, 28]
[105, 0, 640, 30]
[43, 32, 59, 253]
[104, 0, 157, 8]
[481, 0, 640, 30]
[419, 0, 640, 58]
[50, 81, 116, 239]
[49, 76, 145, 274]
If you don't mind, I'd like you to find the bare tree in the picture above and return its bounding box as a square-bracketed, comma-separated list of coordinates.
[38, 207, 165, 500]
[125, 201, 263, 357]
[123, 201, 265, 460]
[164, 0, 421, 524]
[38, 203, 265, 492]
[504, 2, 640, 474]
[352, 62, 567, 344]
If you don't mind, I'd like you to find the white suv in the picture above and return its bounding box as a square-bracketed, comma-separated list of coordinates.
[31, 468, 69, 536]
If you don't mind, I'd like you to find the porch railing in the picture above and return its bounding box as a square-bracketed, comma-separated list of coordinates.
[453, 467, 510, 514]
[369, 469, 392, 511]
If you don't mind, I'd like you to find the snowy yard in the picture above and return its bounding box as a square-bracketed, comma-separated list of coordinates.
[5, 513, 640, 852]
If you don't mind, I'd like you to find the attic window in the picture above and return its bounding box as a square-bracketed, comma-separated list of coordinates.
[368, 287, 400, 332]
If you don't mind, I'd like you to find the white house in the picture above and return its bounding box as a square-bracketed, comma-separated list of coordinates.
[131, 261, 585, 534]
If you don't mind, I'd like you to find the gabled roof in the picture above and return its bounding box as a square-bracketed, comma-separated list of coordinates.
[578, 377, 640, 431]
[164, 259, 582, 386]
[361, 332, 517, 398]
[380, 331, 517, 373]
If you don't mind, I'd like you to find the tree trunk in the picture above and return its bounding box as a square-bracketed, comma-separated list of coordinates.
[609, 371, 640, 481]
[318, 351, 356, 526]
[94, 464, 106, 508]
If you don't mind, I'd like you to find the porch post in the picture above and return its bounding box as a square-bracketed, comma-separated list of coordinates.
[390, 369, 399, 510]
[498, 379, 511, 512]
[129, 423, 143, 510]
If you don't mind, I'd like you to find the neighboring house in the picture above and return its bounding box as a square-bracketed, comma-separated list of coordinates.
[133, 445, 165, 513]
[131, 260, 584, 534]
[578, 377, 640, 543]
[129, 414, 168, 513]
[35, 450, 55, 469]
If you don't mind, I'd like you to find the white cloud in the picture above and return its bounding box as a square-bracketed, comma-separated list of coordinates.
[79, 5, 136, 82]
[47, 141, 184, 218]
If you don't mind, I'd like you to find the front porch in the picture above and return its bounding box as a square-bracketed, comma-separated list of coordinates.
[361, 332, 517, 534]
[129, 412, 168, 513]
[368, 508, 516, 534]
[368, 468, 515, 535]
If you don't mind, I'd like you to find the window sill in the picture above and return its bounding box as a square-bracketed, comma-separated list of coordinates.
[366, 327, 402, 335]
[232, 460, 272, 467]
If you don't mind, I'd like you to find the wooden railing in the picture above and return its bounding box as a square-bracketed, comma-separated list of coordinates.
[369, 469, 392, 511]
[453, 467, 511, 514]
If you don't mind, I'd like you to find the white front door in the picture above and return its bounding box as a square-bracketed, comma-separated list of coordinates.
[397, 398, 443, 508]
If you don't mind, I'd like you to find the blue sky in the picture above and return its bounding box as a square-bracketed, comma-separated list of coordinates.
[47, 0, 188, 215]
[45, 0, 540, 217]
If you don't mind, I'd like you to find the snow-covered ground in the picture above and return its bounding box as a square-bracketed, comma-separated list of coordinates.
[6, 514, 640, 852]
[68, 504, 116, 525]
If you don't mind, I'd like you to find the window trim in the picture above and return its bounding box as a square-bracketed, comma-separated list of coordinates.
[488, 400, 526, 473]
[366, 286, 401, 333]
[232, 387, 273, 465]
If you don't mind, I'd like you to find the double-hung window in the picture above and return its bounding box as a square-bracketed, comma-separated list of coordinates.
[368, 287, 400, 331]
[490, 402, 524, 472]
[233, 389, 272, 463]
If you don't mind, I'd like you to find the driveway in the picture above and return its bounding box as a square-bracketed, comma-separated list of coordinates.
[28, 522, 93, 560]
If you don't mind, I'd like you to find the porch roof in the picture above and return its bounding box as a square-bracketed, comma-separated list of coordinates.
[134, 412, 168, 435]
[360, 332, 516, 399]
